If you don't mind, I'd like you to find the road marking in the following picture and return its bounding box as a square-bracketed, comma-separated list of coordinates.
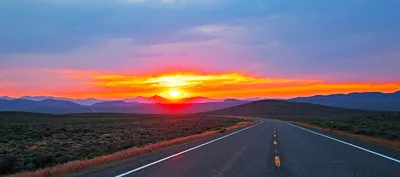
[115, 121, 263, 177]
[273, 141, 277, 145]
[286, 122, 400, 164]
[275, 156, 281, 167]
[274, 134, 276, 137]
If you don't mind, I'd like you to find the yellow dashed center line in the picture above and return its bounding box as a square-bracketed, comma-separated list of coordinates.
[275, 156, 281, 167]
[272, 125, 281, 167]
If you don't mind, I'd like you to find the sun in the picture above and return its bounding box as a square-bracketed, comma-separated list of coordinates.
[167, 90, 183, 99]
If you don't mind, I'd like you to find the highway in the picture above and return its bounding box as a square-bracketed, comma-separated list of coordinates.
[72, 118, 400, 177]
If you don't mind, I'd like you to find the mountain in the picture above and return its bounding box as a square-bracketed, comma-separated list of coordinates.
[0, 97, 247, 114]
[20, 96, 56, 101]
[0, 99, 92, 114]
[0, 96, 13, 100]
[243, 97, 263, 102]
[222, 98, 248, 104]
[123, 96, 151, 103]
[147, 95, 170, 103]
[5, 95, 249, 105]
[1, 96, 393, 115]
[206, 99, 380, 118]
[68, 98, 107, 106]
[289, 91, 400, 111]
[92, 101, 246, 114]
[123, 96, 221, 104]
[181, 96, 220, 103]
[18, 96, 108, 105]
[91, 101, 143, 113]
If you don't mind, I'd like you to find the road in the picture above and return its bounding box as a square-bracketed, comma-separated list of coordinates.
[72, 118, 400, 177]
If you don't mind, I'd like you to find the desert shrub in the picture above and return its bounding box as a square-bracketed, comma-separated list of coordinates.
[25, 163, 36, 171]
[85, 152, 103, 160]
[0, 155, 18, 174]
[55, 154, 72, 164]
[0, 113, 241, 175]
[33, 154, 54, 168]
[301, 113, 400, 141]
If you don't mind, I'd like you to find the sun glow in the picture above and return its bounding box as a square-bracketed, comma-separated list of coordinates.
[167, 90, 183, 99]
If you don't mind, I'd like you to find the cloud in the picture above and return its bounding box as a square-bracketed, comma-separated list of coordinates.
[93, 72, 316, 87]
[0, 34, 267, 74]
[91, 72, 400, 99]
[1, 0, 400, 98]
[1, 68, 399, 99]
[0, 0, 270, 54]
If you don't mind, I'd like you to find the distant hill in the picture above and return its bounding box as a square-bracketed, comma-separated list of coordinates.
[123, 96, 220, 103]
[92, 101, 246, 114]
[10, 95, 223, 105]
[181, 96, 220, 103]
[0, 96, 13, 100]
[0, 98, 247, 114]
[19, 96, 108, 105]
[222, 98, 248, 104]
[2, 95, 258, 105]
[123, 95, 170, 103]
[0, 99, 92, 114]
[289, 91, 400, 111]
[206, 99, 381, 118]
[3, 91, 398, 114]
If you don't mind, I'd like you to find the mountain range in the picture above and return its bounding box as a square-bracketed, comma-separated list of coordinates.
[1, 91, 399, 114]
[0, 98, 247, 114]
[91, 99, 246, 114]
[288, 91, 400, 111]
[3, 95, 238, 105]
[0, 99, 92, 114]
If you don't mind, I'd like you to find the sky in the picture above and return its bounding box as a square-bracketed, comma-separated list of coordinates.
[0, 0, 399, 99]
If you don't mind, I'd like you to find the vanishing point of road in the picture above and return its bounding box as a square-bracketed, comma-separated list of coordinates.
[72, 118, 400, 177]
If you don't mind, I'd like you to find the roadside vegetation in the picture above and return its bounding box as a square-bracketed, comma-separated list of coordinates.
[287, 113, 400, 141]
[0, 112, 243, 175]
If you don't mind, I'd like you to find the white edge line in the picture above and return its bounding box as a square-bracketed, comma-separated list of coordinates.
[286, 122, 400, 164]
[115, 120, 263, 177]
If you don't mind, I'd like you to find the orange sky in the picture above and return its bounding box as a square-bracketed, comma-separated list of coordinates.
[1, 70, 399, 99]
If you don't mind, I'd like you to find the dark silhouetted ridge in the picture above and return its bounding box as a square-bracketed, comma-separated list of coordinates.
[0, 99, 91, 114]
[206, 99, 382, 118]
[289, 91, 400, 111]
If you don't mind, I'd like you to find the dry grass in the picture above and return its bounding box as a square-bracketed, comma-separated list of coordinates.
[289, 121, 400, 150]
[1, 114, 243, 175]
[12, 120, 257, 177]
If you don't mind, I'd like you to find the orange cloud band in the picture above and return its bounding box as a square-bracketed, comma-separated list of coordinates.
[91, 72, 400, 99]
[1, 71, 399, 99]
[93, 72, 320, 87]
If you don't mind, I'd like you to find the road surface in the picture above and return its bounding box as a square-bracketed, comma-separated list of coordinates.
[72, 118, 400, 177]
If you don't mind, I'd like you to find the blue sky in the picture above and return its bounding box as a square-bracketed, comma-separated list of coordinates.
[0, 0, 399, 98]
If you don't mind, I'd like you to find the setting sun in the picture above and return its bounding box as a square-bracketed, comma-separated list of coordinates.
[168, 90, 183, 99]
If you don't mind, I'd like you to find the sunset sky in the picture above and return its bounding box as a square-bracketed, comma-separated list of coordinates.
[1, 0, 399, 99]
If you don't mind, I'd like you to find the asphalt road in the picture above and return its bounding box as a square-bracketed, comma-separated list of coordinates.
[72, 118, 400, 177]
